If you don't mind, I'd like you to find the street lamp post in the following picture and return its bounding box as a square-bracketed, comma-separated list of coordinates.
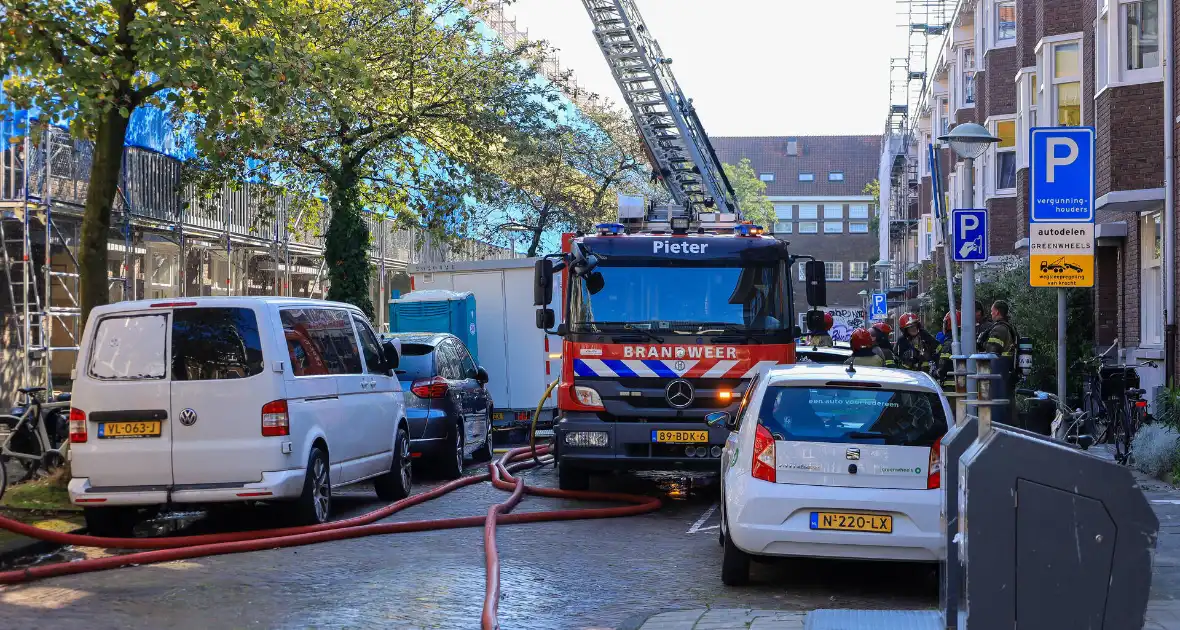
[939, 122, 1000, 404]
[496, 222, 536, 259]
[858, 289, 869, 329]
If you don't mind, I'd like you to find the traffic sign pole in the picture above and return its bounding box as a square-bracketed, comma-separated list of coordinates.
[951, 203, 989, 409]
[1030, 127, 1095, 400]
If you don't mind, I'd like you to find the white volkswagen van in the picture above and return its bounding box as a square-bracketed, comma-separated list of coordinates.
[68, 297, 410, 535]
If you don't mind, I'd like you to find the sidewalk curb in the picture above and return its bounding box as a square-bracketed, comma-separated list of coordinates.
[0, 527, 85, 568]
[616, 608, 682, 630]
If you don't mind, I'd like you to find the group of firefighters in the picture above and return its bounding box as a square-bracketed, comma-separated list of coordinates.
[804, 301, 1020, 393]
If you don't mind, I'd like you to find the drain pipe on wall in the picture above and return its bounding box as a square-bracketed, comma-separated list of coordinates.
[1165, 0, 1176, 387]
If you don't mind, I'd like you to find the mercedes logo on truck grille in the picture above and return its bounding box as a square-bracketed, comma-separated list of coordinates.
[665, 380, 695, 409]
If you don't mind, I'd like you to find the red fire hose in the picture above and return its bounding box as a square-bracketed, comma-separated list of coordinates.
[0, 446, 662, 630]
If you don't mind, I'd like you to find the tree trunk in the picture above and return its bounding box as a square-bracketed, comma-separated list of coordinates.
[324, 164, 375, 318]
[79, 109, 132, 326]
[526, 228, 543, 258]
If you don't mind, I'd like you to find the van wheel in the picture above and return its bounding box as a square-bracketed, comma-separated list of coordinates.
[721, 522, 751, 586]
[472, 416, 493, 464]
[437, 421, 465, 480]
[83, 506, 139, 538]
[557, 462, 590, 491]
[292, 447, 331, 525]
[375, 426, 412, 501]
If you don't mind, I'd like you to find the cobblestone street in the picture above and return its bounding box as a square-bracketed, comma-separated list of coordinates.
[0, 457, 1177, 629]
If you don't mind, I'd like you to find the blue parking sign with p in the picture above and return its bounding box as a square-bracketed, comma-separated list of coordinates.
[1030, 127, 1094, 222]
[870, 292, 887, 321]
[951, 209, 987, 262]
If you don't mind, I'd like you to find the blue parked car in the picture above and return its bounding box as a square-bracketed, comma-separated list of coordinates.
[382, 332, 493, 478]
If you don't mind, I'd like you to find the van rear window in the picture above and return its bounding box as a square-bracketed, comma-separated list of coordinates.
[171, 308, 264, 380]
[758, 386, 947, 447]
[89, 314, 169, 380]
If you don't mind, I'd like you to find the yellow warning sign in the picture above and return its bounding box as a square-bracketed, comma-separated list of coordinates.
[1030, 255, 1094, 288]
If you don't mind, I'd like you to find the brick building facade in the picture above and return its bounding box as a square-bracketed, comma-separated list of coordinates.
[713, 136, 881, 326]
[897, 0, 1176, 399]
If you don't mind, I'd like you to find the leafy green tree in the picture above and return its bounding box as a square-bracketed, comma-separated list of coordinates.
[863, 179, 881, 236]
[193, 0, 561, 316]
[2, 0, 290, 324]
[475, 124, 606, 257]
[722, 158, 775, 228]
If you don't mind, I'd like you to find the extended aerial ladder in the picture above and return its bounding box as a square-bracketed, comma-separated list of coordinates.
[579, 0, 739, 222]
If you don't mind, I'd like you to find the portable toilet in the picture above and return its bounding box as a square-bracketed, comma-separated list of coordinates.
[388, 290, 479, 362]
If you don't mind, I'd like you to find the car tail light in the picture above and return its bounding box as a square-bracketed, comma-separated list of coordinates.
[411, 376, 449, 399]
[752, 424, 776, 483]
[927, 436, 942, 489]
[1135, 400, 1148, 408]
[261, 400, 290, 437]
[69, 407, 87, 443]
[150, 301, 197, 308]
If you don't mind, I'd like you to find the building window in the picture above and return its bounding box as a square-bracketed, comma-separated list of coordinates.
[774, 221, 793, 234]
[798, 264, 806, 281]
[958, 47, 976, 108]
[799, 172, 815, 182]
[774, 203, 793, 219]
[798, 204, 818, 219]
[939, 97, 950, 136]
[1141, 211, 1163, 346]
[823, 205, 843, 219]
[1016, 68, 1038, 169]
[823, 221, 843, 234]
[759, 172, 775, 182]
[849, 221, 870, 234]
[850, 262, 869, 280]
[1053, 42, 1081, 125]
[798, 221, 818, 234]
[994, 119, 1016, 192]
[828, 172, 844, 181]
[848, 204, 869, 219]
[824, 262, 843, 282]
[996, 1, 1016, 43]
[1125, 0, 1160, 73]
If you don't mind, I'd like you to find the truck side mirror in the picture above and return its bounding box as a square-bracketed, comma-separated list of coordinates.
[805, 260, 827, 307]
[536, 308, 555, 330]
[534, 259, 554, 306]
[586, 271, 605, 295]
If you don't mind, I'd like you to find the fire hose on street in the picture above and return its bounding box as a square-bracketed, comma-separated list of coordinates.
[0, 385, 662, 630]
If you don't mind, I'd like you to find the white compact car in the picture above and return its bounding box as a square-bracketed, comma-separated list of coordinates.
[709, 363, 951, 585]
[68, 297, 411, 535]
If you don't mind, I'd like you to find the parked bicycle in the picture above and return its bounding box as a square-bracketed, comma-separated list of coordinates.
[1107, 364, 1153, 465]
[1016, 388, 1094, 450]
[0, 387, 73, 500]
[1076, 341, 1118, 445]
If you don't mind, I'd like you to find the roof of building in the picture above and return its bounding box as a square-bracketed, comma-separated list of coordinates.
[712, 135, 882, 198]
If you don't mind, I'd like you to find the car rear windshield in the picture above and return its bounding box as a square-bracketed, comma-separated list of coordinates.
[89, 314, 169, 380]
[171, 308, 265, 380]
[394, 343, 436, 380]
[88, 308, 264, 381]
[758, 386, 947, 447]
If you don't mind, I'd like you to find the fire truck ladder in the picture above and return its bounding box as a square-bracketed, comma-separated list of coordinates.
[580, 0, 739, 220]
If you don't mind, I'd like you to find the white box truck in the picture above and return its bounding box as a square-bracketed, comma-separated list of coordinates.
[404, 258, 562, 434]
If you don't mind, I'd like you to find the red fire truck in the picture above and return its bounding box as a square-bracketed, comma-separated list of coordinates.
[533, 220, 827, 489]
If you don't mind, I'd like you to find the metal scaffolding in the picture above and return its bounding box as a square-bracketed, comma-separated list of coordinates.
[0, 128, 507, 401]
[881, 0, 955, 305]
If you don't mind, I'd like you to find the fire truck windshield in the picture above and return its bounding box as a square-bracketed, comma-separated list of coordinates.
[569, 262, 786, 332]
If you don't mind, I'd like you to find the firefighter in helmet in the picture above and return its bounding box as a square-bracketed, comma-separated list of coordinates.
[895, 312, 938, 372]
[870, 322, 898, 367]
[849, 328, 886, 367]
[934, 311, 961, 392]
[804, 311, 834, 348]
